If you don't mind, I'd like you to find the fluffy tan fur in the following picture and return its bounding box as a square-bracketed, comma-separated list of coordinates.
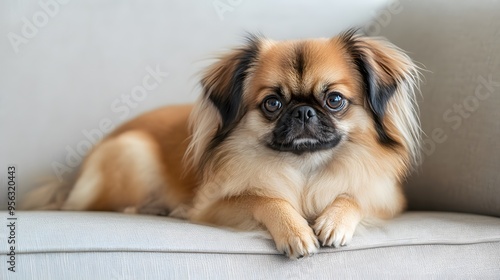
[23, 31, 421, 259]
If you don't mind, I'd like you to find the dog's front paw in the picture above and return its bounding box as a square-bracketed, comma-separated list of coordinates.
[313, 216, 354, 248]
[313, 212, 359, 248]
[273, 222, 319, 259]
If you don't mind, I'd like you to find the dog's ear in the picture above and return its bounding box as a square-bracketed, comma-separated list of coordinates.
[187, 35, 261, 168]
[339, 29, 421, 165]
[201, 35, 260, 145]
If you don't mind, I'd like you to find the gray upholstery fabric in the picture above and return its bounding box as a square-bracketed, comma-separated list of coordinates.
[3, 244, 500, 280]
[1, 211, 499, 279]
[375, 0, 500, 217]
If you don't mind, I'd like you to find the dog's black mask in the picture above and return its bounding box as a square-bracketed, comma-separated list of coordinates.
[268, 102, 342, 154]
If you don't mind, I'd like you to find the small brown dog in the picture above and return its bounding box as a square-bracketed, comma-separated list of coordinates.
[24, 30, 421, 259]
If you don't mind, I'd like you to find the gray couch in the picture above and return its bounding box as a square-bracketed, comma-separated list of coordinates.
[2, 0, 500, 279]
[2, 211, 499, 279]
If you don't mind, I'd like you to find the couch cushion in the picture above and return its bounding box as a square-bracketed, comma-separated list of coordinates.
[374, 0, 500, 216]
[1, 211, 499, 279]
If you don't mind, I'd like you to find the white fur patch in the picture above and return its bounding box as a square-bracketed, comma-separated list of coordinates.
[292, 138, 319, 145]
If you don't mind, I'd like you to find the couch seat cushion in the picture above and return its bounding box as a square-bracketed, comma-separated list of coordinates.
[1, 211, 499, 279]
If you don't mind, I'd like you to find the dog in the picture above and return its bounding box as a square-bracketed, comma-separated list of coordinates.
[23, 29, 421, 259]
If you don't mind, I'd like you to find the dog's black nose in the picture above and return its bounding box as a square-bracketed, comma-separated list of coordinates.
[293, 106, 317, 123]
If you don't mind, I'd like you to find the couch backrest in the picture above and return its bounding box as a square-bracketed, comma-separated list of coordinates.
[375, 0, 500, 217]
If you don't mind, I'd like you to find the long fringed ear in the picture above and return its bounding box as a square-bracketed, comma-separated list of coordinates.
[339, 29, 422, 168]
[187, 35, 261, 169]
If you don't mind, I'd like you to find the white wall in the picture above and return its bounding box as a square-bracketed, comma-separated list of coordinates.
[0, 0, 390, 207]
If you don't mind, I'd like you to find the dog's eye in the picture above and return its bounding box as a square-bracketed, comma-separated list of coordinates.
[262, 97, 282, 113]
[326, 92, 346, 111]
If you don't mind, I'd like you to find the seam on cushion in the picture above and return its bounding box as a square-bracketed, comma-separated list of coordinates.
[12, 239, 500, 256]
[318, 239, 500, 254]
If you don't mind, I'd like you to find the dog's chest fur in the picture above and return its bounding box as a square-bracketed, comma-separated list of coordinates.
[263, 153, 347, 221]
[203, 135, 400, 223]
[209, 144, 345, 220]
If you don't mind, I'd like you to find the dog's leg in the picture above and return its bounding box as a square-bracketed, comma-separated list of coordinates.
[192, 195, 319, 259]
[313, 194, 362, 248]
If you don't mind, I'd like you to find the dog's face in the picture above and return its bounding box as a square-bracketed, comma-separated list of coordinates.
[190, 30, 420, 172]
[246, 38, 365, 154]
